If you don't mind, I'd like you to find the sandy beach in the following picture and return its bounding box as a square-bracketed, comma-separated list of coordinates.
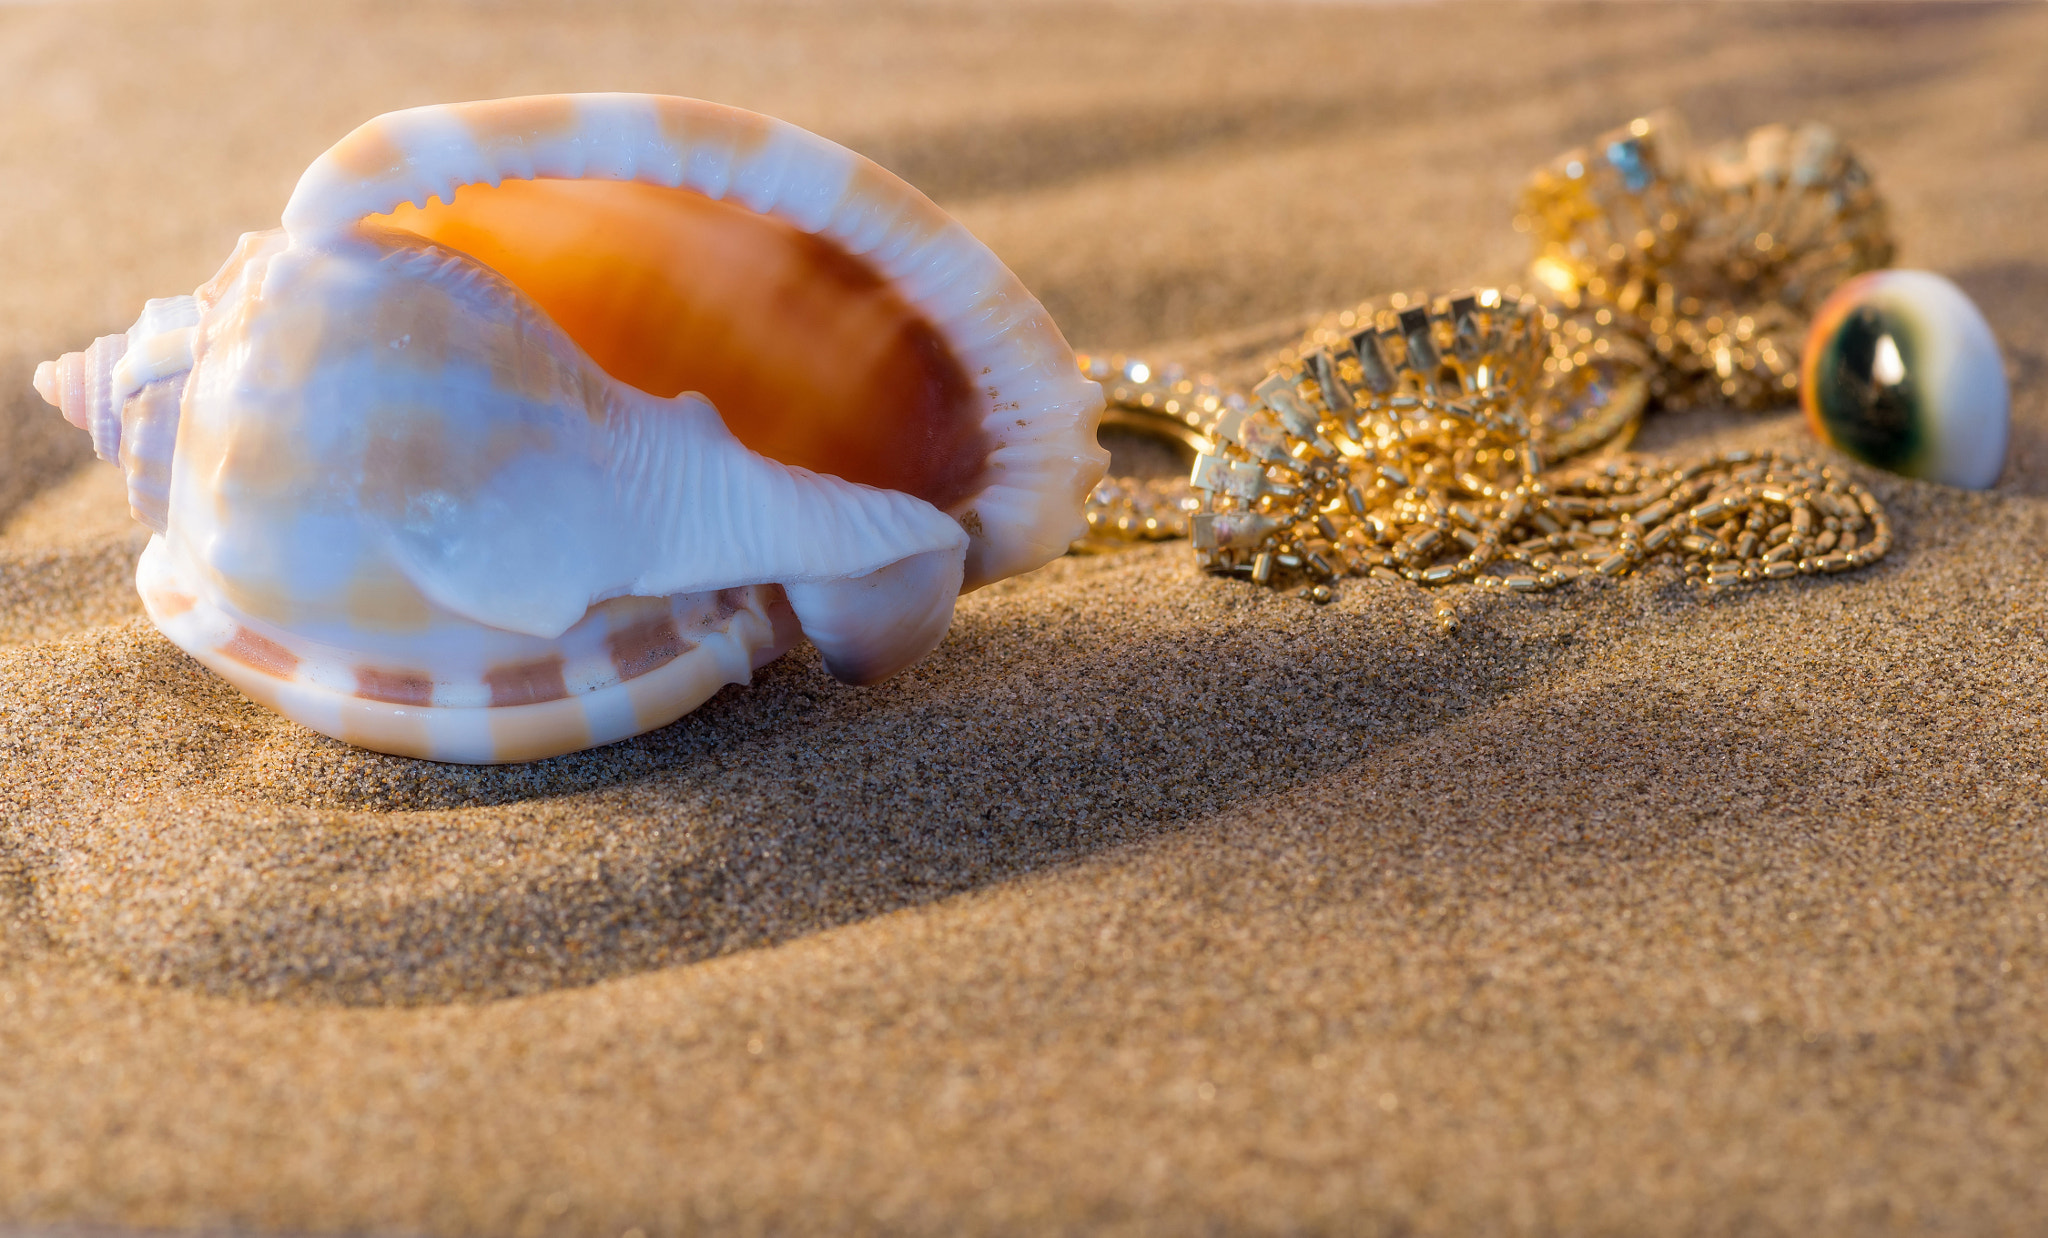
[3, 2, 2047, 1233]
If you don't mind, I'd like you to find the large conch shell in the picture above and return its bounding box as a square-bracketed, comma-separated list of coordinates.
[34, 94, 1106, 763]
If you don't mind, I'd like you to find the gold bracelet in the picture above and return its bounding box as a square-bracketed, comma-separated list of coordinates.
[1077, 288, 1649, 554]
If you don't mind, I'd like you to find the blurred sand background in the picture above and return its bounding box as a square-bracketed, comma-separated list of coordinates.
[3, 2, 2048, 1234]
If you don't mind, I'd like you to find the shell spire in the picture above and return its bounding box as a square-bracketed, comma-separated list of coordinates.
[33, 333, 127, 462]
[33, 296, 201, 532]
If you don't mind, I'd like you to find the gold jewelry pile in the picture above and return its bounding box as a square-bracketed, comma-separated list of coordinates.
[1078, 113, 1898, 600]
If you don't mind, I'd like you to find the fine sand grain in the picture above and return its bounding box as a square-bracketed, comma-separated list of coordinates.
[3, 3, 2047, 1234]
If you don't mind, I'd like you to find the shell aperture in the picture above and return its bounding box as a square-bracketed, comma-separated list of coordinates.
[375, 180, 994, 516]
[32, 94, 1107, 763]
[1801, 270, 2007, 490]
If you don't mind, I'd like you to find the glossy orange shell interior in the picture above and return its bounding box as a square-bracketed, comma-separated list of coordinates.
[377, 180, 992, 512]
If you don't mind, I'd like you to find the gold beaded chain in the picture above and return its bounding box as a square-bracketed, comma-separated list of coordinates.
[1198, 435, 1892, 602]
[1074, 112, 1898, 600]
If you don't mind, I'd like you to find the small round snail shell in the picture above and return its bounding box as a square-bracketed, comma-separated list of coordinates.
[33, 94, 1107, 763]
[1801, 270, 2008, 490]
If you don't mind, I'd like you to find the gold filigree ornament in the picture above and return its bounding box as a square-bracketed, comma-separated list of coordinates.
[1518, 110, 1894, 411]
[1073, 112, 1897, 602]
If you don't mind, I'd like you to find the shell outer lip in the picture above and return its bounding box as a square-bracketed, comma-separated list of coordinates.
[280, 92, 1106, 589]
